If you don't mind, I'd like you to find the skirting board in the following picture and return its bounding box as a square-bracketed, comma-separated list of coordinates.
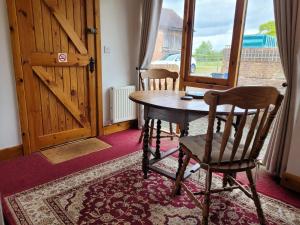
[281, 172, 300, 193]
[0, 145, 23, 161]
[103, 120, 138, 135]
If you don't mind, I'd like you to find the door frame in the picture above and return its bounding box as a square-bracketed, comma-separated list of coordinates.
[6, 0, 104, 155]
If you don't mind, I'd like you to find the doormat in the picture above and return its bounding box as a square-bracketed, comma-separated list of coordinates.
[41, 138, 111, 164]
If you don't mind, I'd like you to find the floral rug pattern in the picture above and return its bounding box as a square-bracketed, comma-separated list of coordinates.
[4, 151, 300, 225]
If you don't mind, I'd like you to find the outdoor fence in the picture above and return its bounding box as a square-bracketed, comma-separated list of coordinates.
[223, 46, 281, 62]
[222, 46, 283, 79]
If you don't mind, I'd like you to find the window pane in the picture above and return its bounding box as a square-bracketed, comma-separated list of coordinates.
[191, 0, 236, 79]
[238, 0, 286, 94]
[150, 0, 185, 73]
[237, 0, 285, 159]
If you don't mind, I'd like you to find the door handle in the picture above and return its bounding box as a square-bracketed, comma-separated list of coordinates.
[89, 57, 95, 73]
[86, 27, 97, 34]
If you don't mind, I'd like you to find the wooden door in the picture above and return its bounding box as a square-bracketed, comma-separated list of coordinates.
[7, 0, 102, 153]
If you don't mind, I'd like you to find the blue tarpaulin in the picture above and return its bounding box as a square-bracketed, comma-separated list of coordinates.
[242, 34, 277, 48]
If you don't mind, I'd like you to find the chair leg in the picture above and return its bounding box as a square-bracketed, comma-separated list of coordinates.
[171, 152, 191, 197]
[176, 143, 185, 195]
[202, 169, 212, 225]
[169, 122, 174, 140]
[149, 119, 155, 146]
[222, 173, 228, 188]
[138, 126, 145, 143]
[246, 169, 266, 225]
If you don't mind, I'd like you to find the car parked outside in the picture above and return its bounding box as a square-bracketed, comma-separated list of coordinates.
[151, 53, 197, 73]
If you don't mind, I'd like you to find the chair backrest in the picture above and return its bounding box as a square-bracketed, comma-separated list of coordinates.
[203, 86, 284, 164]
[139, 69, 179, 91]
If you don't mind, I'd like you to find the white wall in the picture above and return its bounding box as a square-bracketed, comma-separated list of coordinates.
[0, 0, 21, 149]
[100, 0, 142, 125]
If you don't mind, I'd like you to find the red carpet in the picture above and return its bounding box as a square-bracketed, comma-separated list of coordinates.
[3, 151, 299, 225]
[0, 129, 299, 224]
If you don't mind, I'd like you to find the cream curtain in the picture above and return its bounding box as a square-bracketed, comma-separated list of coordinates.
[138, 0, 163, 70]
[137, 0, 163, 128]
[263, 0, 300, 176]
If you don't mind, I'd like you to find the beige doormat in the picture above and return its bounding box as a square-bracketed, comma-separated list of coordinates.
[41, 138, 111, 164]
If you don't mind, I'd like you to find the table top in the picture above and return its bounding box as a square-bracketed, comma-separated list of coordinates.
[129, 90, 251, 115]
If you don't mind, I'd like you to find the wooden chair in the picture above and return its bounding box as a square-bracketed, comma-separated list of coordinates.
[172, 86, 283, 225]
[138, 69, 179, 144]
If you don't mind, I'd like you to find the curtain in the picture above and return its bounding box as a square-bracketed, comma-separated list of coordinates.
[263, 0, 300, 177]
[137, 0, 163, 128]
[138, 0, 163, 70]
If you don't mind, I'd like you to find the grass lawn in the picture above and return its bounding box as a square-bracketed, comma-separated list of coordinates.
[194, 60, 224, 76]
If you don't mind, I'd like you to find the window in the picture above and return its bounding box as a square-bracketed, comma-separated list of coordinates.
[191, 0, 236, 78]
[151, 0, 284, 93]
[180, 0, 247, 90]
[150, 0, 185, 79]
[237, 0, 285, 94]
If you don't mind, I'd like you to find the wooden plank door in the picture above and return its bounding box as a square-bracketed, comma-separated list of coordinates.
[7, 0, 101, 153]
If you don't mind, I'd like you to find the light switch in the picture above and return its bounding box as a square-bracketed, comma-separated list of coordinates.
[104, 46, 111, 54]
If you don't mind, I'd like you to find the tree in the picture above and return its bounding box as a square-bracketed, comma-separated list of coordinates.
[195, 41, 213, 55]
[194, 41, 213, 61]
[259, 21, 276, 37]
[193, 41, 222, 62]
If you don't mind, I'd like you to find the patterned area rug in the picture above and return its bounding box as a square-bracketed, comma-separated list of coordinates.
[4, 151, 300, 225]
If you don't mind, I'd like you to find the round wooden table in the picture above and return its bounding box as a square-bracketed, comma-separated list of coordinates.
[129, 90, 252, 180]
[129, 90, 250, 115]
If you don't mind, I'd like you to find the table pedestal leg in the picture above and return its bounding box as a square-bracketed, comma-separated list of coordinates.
[143, 118, 150, 179]
[185, 123, 189, 136]
[176, 128, 187, 194]
[234, 115, 241, 135]
[216, 118, 221, 133]
[222, 172, 237, 192]
[155, 119, 161, 159]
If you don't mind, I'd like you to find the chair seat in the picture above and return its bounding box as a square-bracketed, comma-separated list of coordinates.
[180, 133, 250, 164]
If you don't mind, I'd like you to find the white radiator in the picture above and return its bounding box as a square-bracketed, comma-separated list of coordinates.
[110, 85, 137, 123]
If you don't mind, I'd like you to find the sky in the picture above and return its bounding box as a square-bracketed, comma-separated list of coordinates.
[162, 0, 275, 51]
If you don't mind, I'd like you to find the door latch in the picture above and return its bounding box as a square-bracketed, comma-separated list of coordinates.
[86, 27, 97, 34]
[89, 57, 95, 73]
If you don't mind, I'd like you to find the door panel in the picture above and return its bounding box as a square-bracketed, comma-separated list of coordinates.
[11, 0, 97, 151]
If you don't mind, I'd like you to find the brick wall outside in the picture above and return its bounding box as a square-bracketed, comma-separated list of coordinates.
[221, 47, 284, 79]
[152, 31, 164, 61]
[152, 29, 182, 62]
[239, 61, 283, 79]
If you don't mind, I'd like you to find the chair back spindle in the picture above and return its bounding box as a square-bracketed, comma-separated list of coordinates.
[140, 69, 179, 91]
[230, 109, 248, 162]
[164, 78, 168, 90]
[218, 106, 235, 164]
[203, 86, 284, 165]
[241, 109, 260, 161]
